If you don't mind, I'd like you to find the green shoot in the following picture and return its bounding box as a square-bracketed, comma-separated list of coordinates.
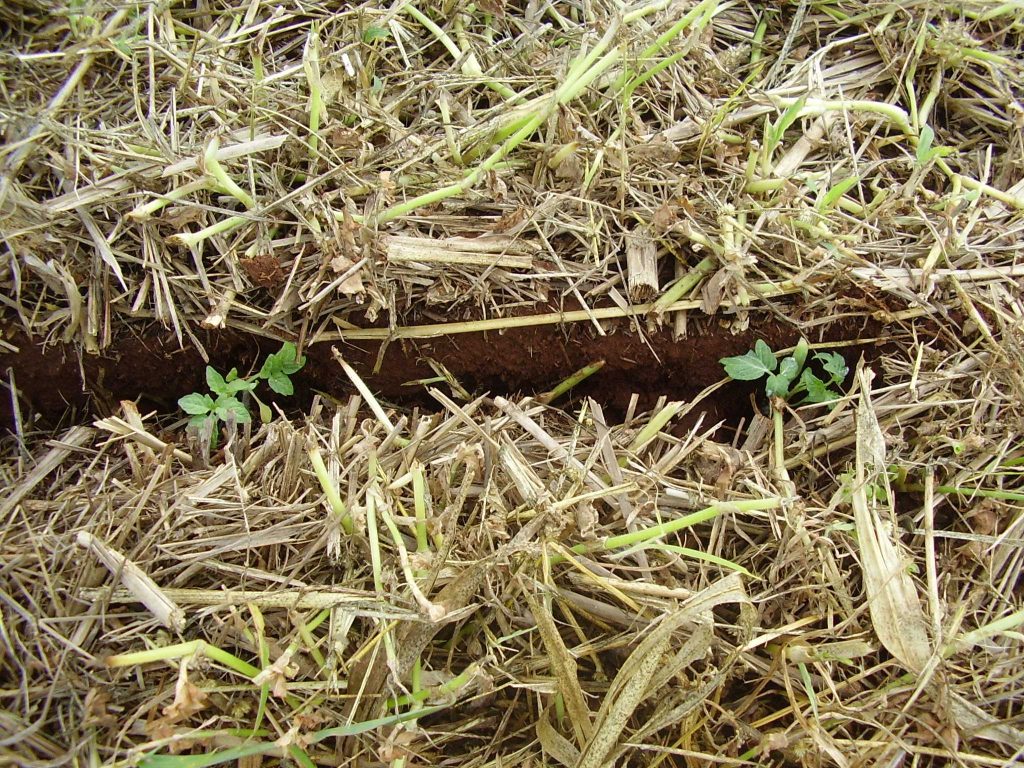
[202, 137, 255, 210]
[721, 339, 848, 481]
[770, 96, 913, 136]
[645, 543, 753, 576]
[720, 339, 847, 406]
[916, 124, 935, 166]
[258, 343, 307, 395]
[385, 662, 481, 709]
[164, 137, 259, 248]
[128, 178, 211, 221]
[651, 256, 716, 315]
[913, 123, 953, 168]
[105, 639, 260, 678]
[817, 175, 861, 213]
[134, 706, 443, 768]
[178, 342, 306, 443]
[365, 472, 384, 595]
[249, 605, 270, 732]
[166, 214, 248, 250]
[627, 401, 683, 454]
[762, 94, 807, 172]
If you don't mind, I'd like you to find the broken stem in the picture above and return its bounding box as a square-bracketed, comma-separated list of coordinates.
[307, 441, 354, 535]
[552, 496, 782, 563]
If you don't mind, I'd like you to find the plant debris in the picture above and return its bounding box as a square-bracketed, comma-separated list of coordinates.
[2, 1, 1024, 766]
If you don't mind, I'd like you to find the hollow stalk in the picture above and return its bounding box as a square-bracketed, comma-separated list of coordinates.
[552, 496, 781, 563]
[307, 441, 354, 534]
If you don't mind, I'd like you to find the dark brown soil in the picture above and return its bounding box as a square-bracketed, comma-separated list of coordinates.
[0, 313, 878, 433]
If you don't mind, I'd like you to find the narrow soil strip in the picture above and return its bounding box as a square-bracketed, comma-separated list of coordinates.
[1, 316, 876, 430]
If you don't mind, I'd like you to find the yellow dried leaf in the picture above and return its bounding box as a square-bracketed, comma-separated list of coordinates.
[853, 368, 931, 673]
[526, 590, 593, 744]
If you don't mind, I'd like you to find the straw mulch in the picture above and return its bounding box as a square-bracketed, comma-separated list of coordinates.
[2, 1, 1024, 766]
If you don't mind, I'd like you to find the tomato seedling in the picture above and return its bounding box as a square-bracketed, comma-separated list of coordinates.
[720, 339, 848, 483]
[720, 338, 847, 405]
[178, 342, 307, 443]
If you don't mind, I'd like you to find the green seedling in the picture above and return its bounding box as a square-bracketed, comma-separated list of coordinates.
[914, 124, 954, 168]
[720, 338, 847, 406]
[816, 174, 861, 213]
[720, 339, 848, 481]
[362, 24, 390, 43]
[178, 342, 306, 443]
[258, 342, 307, 395]
[178, 367, 257, 430]
[761, 94, 807, 172]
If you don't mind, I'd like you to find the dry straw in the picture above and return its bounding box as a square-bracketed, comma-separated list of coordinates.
[2, 0, 1024, 766]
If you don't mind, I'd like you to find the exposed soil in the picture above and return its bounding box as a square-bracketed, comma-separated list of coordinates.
[1, 312, 879, 433]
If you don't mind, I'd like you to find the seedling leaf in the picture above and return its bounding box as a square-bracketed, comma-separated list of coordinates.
[180, 342, 305, 448]
[267, 371, 295, 396]
[721, 351, 773, 381]
[214, 396, 251, 424]
[800, 369, 840, 404]
[282, 356, 305, 374]
[778, 356, 800, 384]
[720, 339, 777, 381]
[776, 95, 807, 138]
[258, 344, 305, 394]
[230, 379, 257, 394]
[206, 366, 227, 395]
[260, 342, 306, 378]
[754, 339, 776, 369]
[766, 373, 791, 398]
[179, 393, 214, 415]
[815, 352, 849, 384]
[792, 338, 809, 370]
[766, 94, 807, 157]
[916, 125, 934, 166]
[257, 400, 273, 424]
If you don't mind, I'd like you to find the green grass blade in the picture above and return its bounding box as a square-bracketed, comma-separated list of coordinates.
[140, 741, 278, 768]
[818, 175, 861, 212]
